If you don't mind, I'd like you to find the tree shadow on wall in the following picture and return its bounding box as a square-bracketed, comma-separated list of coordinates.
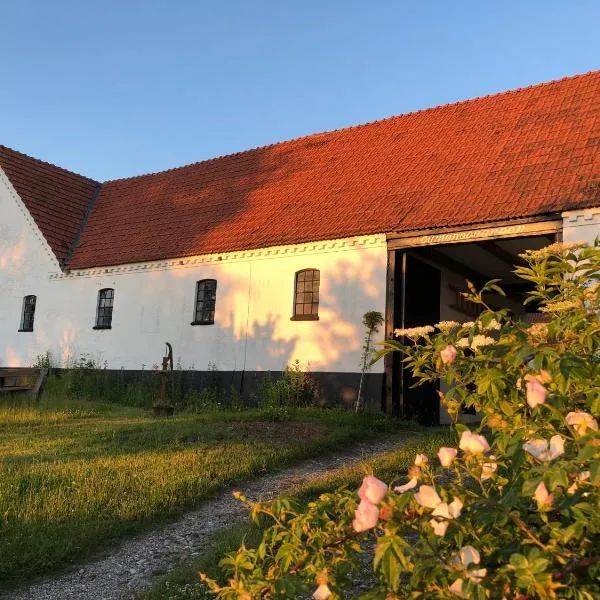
[82, 142, 301, 266]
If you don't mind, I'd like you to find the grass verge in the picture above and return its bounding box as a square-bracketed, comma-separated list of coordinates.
[139, 428, 454, 600]
[0, 395, 410, 591]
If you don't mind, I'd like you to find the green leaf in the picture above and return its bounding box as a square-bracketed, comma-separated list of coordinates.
[510, 553, 528, 569]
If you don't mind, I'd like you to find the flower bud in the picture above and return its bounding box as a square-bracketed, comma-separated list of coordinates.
[440, 345, 458, 365]
[438, 447, 457, 467]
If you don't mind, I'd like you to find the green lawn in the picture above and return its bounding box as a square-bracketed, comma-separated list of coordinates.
[140, 428, 454, 600]
[0, 394, 406, 590]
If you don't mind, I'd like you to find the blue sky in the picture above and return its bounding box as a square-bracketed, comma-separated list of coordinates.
[1, 1, 599, 181]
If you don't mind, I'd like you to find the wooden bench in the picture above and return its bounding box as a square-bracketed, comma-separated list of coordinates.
[0, 368, 48, 400]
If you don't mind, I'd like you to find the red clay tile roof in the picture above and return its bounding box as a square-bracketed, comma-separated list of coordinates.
[3, 70, 600, 269]
[0, 145, 99, 265]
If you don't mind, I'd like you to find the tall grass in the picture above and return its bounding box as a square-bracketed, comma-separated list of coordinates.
[0, 394, 407, 590]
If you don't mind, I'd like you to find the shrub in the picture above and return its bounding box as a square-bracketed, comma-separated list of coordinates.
[259, 360, 319, 408]
[355, 310, 384, 412]
[201, 241, 600, 599]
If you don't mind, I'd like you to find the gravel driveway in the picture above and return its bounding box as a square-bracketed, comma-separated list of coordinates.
[7, 433, 415, 600]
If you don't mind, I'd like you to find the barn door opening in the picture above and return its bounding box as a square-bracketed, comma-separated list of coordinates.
[394, 253, 441, 425]
[385, 222, 561, 424]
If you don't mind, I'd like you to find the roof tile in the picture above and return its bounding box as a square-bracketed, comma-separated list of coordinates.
[0, 146, 99, 264]
[3, 71, 600, 270]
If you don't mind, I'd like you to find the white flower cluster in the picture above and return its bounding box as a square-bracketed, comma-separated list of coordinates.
[482, 319, 501, 331]
[519, 241, 587, 260]
[470, 335, 495, 350]
[435, 320, 461, 332]
[539, 299, 581, 313]
[394, 326, 435, 338]
[455, 335, 495, 350]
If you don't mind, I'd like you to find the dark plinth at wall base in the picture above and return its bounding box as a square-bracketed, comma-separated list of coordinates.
[310, 372, 384, 410]
[50, 368, 385, 411]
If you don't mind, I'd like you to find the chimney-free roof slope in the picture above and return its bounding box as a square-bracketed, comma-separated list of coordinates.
[0, 145, 99, 264]
[2, 70, 600, 269]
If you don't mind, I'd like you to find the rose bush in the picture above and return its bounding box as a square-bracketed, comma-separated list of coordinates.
[200, 241, 600, 599]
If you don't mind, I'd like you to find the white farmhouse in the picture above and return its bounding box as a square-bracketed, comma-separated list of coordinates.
[1, 70, 599, 423]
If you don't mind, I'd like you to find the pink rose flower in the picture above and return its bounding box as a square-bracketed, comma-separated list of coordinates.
[358, 475, 388, 504]
[468, 568, 487, 584]
[414, 453, 429, 467]
[414, 485, 442, 509]
[352, 499, 379, 532]
[567, 470, 591, 494]
[430, 518, 449, 536]
[438, 447, 458, 467]
[440, 345, 458, 365]
[533, 481, 553, 508]
[523, 435, 565, 462]
[525, 377, 547, 408]
[431, 497, 463, 520]
[566, 411, 599, 436]
[459, 430, 490, 454]
[450, 548, 487, 594]
[459, 545, 480, 567]
[481, 460, 497, 481]
[449, 578, 465, 597]
[394, 477, 418, 493]
[313, 584, 332, 600]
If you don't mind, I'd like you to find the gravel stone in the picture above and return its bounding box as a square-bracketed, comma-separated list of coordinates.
[7, 433, 415, 600]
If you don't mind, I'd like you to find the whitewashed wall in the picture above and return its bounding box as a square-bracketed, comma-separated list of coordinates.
[562, 208, 600, 245]
[0, 173, 387, 374]
[0, 168, 62, 366]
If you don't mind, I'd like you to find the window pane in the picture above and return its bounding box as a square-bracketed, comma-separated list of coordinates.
[96, 290, 114, 327]
[195, 280, 217, 322]
[294, 270, 320, 317]
[21, 295, 36, 330]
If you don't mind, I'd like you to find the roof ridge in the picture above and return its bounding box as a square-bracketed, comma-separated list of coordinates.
[103, 68, 600, 184]
[0, 144, 99, 184]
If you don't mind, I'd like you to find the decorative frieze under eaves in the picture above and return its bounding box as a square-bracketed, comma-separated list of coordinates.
[562, 207, 600, 224]
[48, 234, 387, 280]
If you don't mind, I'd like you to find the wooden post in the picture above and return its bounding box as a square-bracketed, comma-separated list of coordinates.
[398, 251, 407, 418]
[384, 249, 395, 415]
